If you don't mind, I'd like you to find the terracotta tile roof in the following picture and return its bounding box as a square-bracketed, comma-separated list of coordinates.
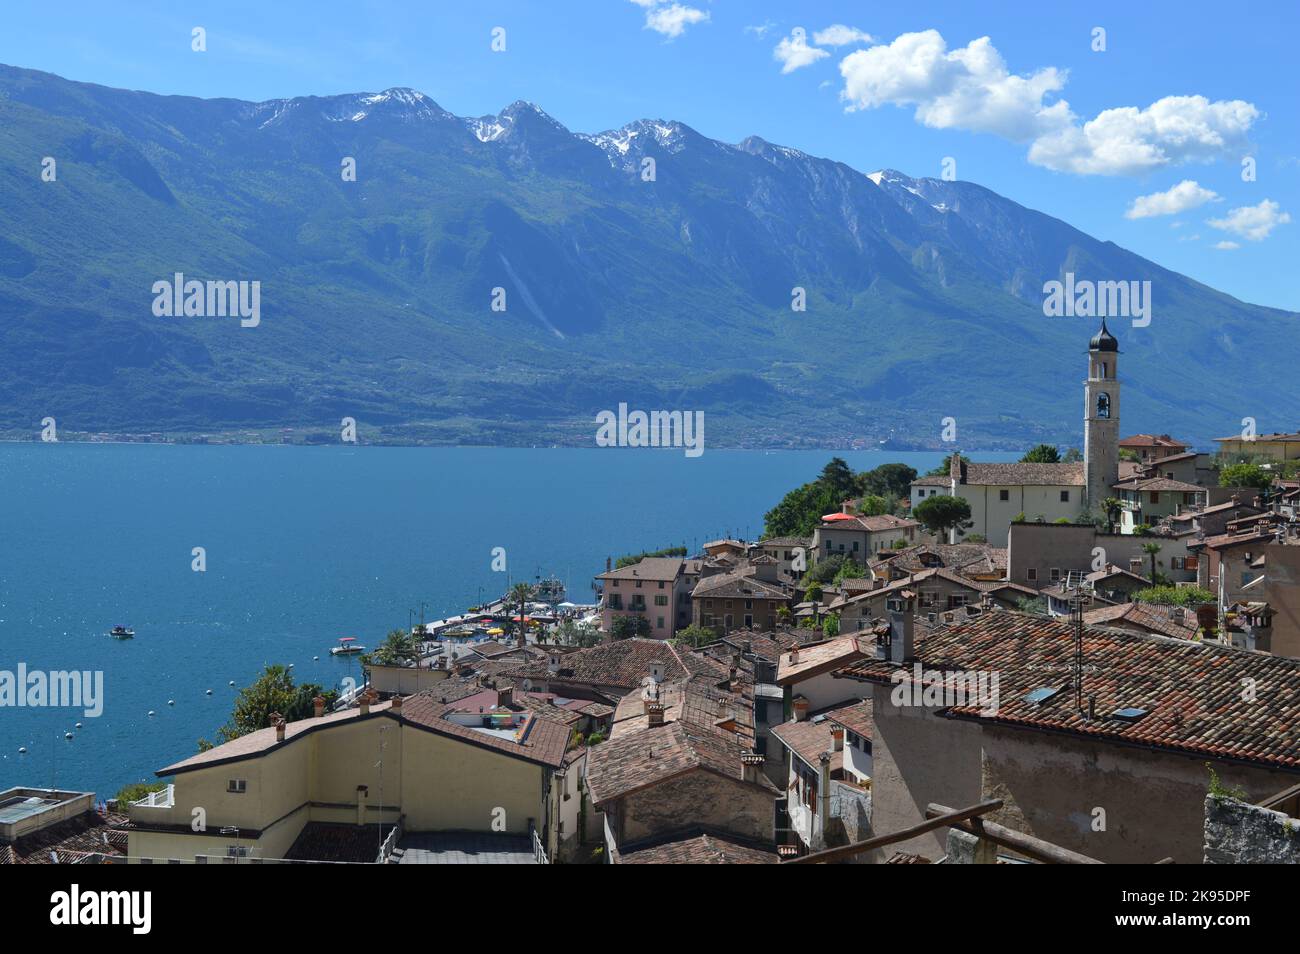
[771, 718, 843, 773]
[158, 701, 395, 775]
[919, 461, 1085, 487]
[843, 612, 1300, 772]
[777, 635, 869, 685]
[617, 831, 779, 864]
[692, 569, 790, 600]
[1120, 434, 1188, 449]
[500, 637, 689, 692]
[401, 693, 573, 768]
[1113, 476, 1206, 493]
[586, 720, 776, 805]
[759, 536, 812, 548]
[827, 699, 873, 739]
[820, 514, 920, 532]
[1215, 432, 1300, 443]
[0, 808, 129, 864]
[1082, 602, 1200, 640]
[597, 557, 684, 582]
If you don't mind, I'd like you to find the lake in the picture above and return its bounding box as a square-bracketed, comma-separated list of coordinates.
[0, 442, 1015, 798]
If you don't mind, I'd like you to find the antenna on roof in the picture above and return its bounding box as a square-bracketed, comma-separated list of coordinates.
[1065, 571, 1093, 717]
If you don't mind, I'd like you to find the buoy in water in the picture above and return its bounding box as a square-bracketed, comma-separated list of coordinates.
[206, 689, 213, 695]
[148, 710, 156, 717]
[167, 700, 175, 706]
[64, 732, 74, 740]
[229, 680, 235, 687]
[18, 746, 27, 754]
[75, 722, 83, 729]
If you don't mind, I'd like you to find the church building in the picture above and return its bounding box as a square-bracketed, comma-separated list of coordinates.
[909, 320, 1122, 543]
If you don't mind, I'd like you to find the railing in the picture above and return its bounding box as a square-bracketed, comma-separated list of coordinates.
[131, 785, 175, 809]
[376, 816, 404, 863]
[531, 825, 549, 865]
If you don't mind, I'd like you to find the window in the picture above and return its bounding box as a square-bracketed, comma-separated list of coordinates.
[635, 580, 643, 588]
[1027, 568, 1038, 582]
[1150, 491, 1160, 504]
[1184, 493, 1196, 505]
[852, 541, 859, 551]
[657, 617, 665, 629]
[705, 599, 713, 609]
[744, 614, 753, 628]
[949, 594, 968, 608]
[1060, 491, 1069, 503]
[608, 594, 623, 610]
[745, 599, 753, 609]
[654, 594, 668, 606]
[1185, 555, 1198, 571]
[1050, 568, 1061, 583]
[724, 614, 733, 628]
[920, 590, 938, 607]
[1096, 392, 1111, 419]
[227, 780, 247, 794]
[1000, 489, 1010, 501]
[657, 580, 665, 589]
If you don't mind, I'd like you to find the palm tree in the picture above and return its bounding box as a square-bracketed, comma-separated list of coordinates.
[1141, 542, 1162, 582]
[1102, 497, 1122, 535]
[509, 582, 533, 645]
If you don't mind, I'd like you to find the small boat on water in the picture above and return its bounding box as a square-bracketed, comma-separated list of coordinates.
[109, 626, 135, 640]
[329, 636, 365, 656]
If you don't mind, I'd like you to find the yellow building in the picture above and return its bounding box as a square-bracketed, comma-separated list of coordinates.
[1215, 431, 1300, 463]
[127, 691, 582, 864]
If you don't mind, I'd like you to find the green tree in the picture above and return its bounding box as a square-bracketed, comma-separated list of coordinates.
[823, 613, 840, 638]
[1219, 462, 1272, 490]
[1101, 497, 1123, 534]
[215, 665, 334, 744]
[509, 582, 534, 645]
[1134, 585, 1214, 607]
[819, 457, 857, 502]
[1141, 541, 1162, 581]
[856, 494, 889, 516]
[1021, 444, 1061, 463]
[764, 479, 840, 537]
[925, 453, 969, 477]
[556, 618, 601, 648]
[1062, 447, 1083, 463]
[913, 494, 974, 542]
[609, 614, 651, 640]
[676, 624, 718, 647]
[857, 463, 917, 499]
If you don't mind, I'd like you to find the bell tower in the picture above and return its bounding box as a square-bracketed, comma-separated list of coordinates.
[1084, 318, 1120, 511]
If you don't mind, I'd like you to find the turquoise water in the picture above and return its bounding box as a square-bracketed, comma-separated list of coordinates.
[0, 443, 1013, 798]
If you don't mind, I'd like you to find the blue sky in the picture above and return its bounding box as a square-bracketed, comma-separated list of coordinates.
[2, 0, 1295, 309]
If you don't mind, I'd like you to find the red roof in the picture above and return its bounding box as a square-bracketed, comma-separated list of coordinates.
[822, 512, 855, 522]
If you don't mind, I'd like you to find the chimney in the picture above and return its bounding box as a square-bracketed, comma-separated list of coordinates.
[1171, 607, 1185, 623]
[390, 694, 403, 713]
[497, 687, 514, 708]
[359, 691, 373, 715]
[790, 646, 801, 666]
[887, 595, 915, 663]
[649, 660, 665, 684]
[1129, 557, 1143, 576]
[741, 752, 764, 784]
[312, 695, 325, 718]
[606, 556, 612, 572]
[271, 712, 285, 742]
[647, 702, 666, 727]
[831, 727, 844, 752]
[548, 652, 561, 674]
[793, 696, 810, 721]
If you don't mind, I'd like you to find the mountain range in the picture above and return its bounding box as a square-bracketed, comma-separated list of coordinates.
[0, 63, 1294, 449]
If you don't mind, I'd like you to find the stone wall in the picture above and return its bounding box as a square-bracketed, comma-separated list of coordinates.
[1203, 795, 1300, 864]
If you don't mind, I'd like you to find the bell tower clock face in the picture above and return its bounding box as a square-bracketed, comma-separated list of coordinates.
[1096, 392, 1111, 419]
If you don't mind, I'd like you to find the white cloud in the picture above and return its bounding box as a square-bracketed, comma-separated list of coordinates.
[632, 2, 709, 39]
[1125, 180, 1219, 219]
[1030, 95, 1260, 175]
[813, 25, 873, 47]
[744, 22, 776, 39]
[1207, 199, 1292, 241]
[1214, 240, 1240, 250]
[839, 31, 1070, 142]
[836, 30, 1260, 177]
[774, 30, 830, 73]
